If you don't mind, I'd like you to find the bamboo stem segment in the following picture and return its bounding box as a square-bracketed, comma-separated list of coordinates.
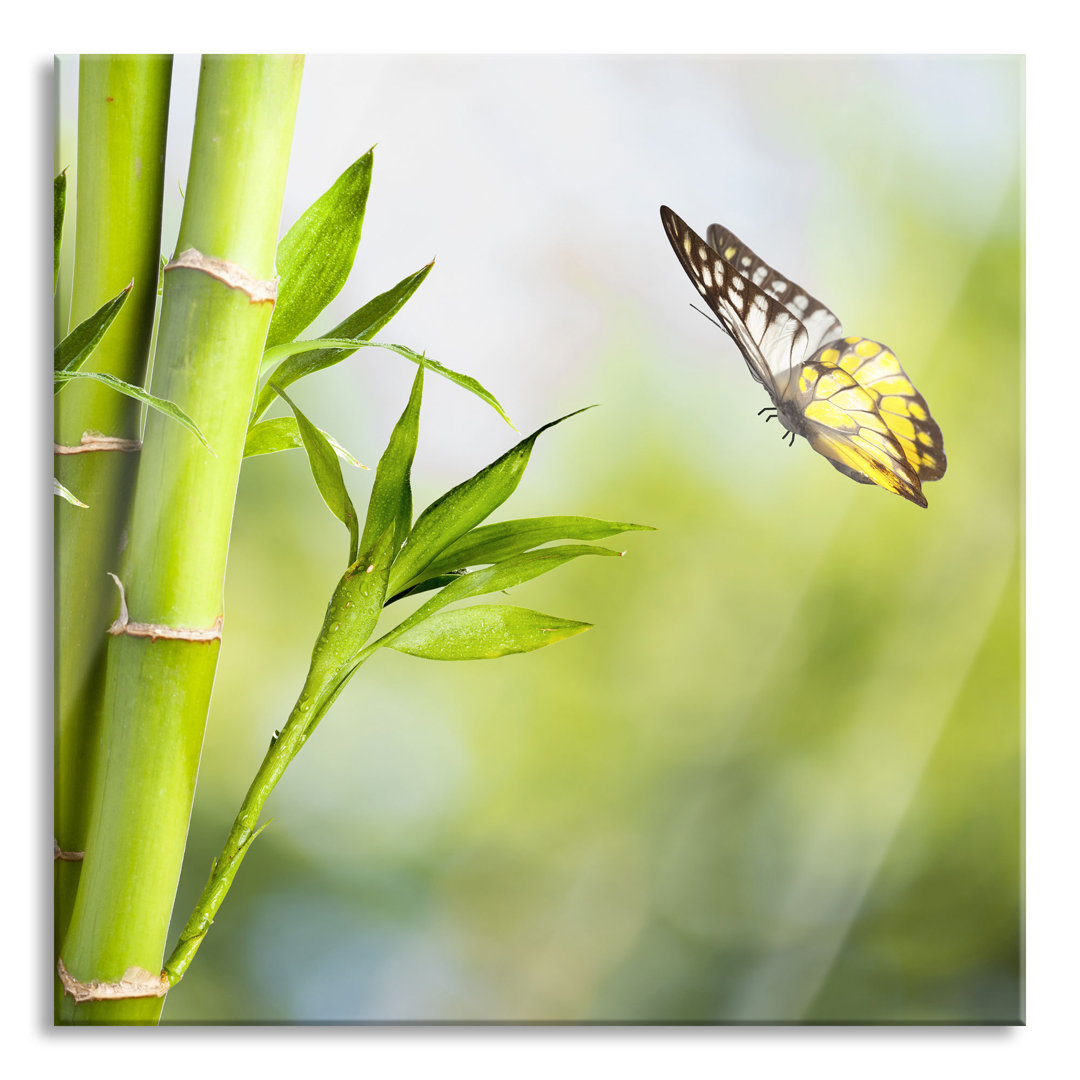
[54, 52, 173, 993]
[58, 54, 305, 1025]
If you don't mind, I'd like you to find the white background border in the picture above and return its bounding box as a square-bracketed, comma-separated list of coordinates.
[12, 2, 1072, 1074]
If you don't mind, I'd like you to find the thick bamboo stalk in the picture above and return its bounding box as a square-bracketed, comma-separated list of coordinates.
[58, 55, 304, 1025]
[54, 54, 172, 962]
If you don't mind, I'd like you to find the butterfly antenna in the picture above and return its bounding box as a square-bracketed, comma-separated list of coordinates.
[690, 303, 725, 332]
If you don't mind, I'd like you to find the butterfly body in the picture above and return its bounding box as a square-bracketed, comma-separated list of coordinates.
[660, 206, 946, 507]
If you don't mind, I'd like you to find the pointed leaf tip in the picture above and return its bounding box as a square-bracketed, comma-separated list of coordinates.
[54, 477, 88, 508]
[251, 261, 437, 421]
[359, 361, 423, 557]
[394, 515, 652, 589]
[53, 280, 134, 380]
[243, 416, 365, 467]
[53, 369, 212, 451]
[387, 605, 591, 661]
[272, 382, 360, 563]
[389, 408, 591, 594]
[266, 150, 375, 350]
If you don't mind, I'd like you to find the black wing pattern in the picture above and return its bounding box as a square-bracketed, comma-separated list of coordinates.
[660, 206, 810, 396]
[706, 222, 843, 357]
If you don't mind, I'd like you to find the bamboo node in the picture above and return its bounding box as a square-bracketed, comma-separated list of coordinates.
[54, 839, 84, 862]
[106, 573, 223, 642]
[57, 957, 169, 1004]
[55, 432, 142, 455]
[165, 248, 277, 304]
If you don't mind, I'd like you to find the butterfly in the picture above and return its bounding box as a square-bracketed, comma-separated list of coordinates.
[660, 206, 946, 507]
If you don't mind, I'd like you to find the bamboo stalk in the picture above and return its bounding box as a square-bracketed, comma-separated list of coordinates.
[54, 55, 172, 969]
[57, 55, 305, 1025]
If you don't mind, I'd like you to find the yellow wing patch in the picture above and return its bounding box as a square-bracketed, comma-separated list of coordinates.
[793, 337, 946, 507]
[831, 338, 946, 483]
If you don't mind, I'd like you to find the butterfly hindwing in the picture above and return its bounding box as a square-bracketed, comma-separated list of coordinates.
[793, 355, 927, 506]
[660, 206, 810, 395]
[820, 337, 947, 483]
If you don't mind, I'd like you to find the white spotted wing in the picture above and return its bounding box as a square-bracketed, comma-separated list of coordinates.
[660, 205, 810, 398]
[706, 222, 843, 357]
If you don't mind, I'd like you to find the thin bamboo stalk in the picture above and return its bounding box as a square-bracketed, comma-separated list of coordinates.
[57, 55, 305, 1025]
[54, 55, 172, 967]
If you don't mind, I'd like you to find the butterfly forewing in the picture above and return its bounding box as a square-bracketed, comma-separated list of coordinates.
[706, 222, 844, 357]
[660, 206, 809, 395]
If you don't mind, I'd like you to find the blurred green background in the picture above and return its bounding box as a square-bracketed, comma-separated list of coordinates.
[56, 54, 1022, 1023]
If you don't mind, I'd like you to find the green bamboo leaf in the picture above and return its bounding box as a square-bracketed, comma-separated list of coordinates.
[259, 339, 510, 427]
[53, 280, 133, 381]
[243, 416, 366, 468]
[252, 262, 433, 421]
[266, 149, 374, 350]
[408, 516, 654, 585]
[54, 477, 87, 509]
[376, 343, 513, 427]
[387, 408, 593, 596]
[433, 543, 622, 603]
[53, 369, 212, 451]
[54, 171, 66, 290]
[385, 573, 465, 604]
[254, 336, 509, 431]
[272, 383, 359, 564]
[360, 362, 423, 556]
[386, 545, 621, 625]
[387, 605, 591, 661]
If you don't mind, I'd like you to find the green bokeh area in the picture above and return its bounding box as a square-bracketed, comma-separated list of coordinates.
[136, 57, 1021, 1023]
